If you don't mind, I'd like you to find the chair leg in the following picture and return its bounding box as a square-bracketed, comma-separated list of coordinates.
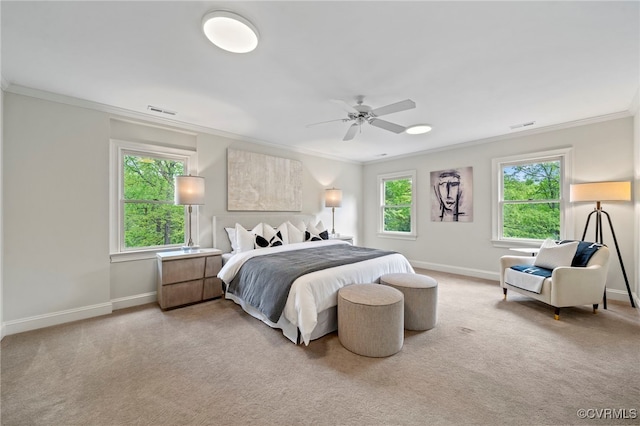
[503, 288, 507, 300]
[593, 304, 598, 314]
[554, 307, 560, 320]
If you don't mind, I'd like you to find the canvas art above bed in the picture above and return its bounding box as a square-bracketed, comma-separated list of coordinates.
[227, 149, 303, 211]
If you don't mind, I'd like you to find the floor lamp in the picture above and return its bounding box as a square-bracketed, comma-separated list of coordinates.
[570, 181, 635, 308]
[325, 188, 342, 236]
[175, 175, 205, 250]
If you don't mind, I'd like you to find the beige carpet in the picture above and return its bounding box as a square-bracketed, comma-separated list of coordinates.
[2, 270, 639, 425]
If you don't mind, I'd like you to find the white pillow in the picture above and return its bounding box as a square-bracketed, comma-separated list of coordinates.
[235, 223, 264, 253]
[286, 221, 306, 244]
[225, 227, 237, 253]
[534, 239, 579, 270]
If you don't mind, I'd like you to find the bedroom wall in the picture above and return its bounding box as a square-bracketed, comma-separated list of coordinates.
[362, 117, 636, 302]
[2, 92, 362, 333]
[110, 122, 362, 305]
[3, 93, 112, 331]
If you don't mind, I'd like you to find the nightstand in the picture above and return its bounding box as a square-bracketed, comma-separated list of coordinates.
[156, 248, 223, 309]
[330, 235, 354, 245]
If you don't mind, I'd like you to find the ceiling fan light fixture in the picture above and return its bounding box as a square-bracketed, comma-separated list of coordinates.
[202, 10, 259, 53]
[405, 124, 432, 135]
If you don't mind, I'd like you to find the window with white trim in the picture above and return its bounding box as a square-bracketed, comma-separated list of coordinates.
[110, 140, 198, 259]
[492, 148, 572, 245]
[378, 170, 416, 238]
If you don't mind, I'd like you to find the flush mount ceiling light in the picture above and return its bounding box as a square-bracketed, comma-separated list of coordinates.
[405, 124, 432, 135]
[202, 10, 259, 53]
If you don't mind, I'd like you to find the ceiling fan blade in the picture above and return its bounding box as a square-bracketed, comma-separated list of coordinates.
[369, 118, 406, 134]
[305, 118, 348, 128]
[371, 99, 416, 117]
[343, 123, 359, 141]
[331, 99, 358, 113]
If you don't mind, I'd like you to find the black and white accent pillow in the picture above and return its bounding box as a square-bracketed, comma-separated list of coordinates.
[255, 234, 270, 248]
[305, 230, 324, 242]
[306, 221, 329, 241]
[255, 231, 284, 248]
[269, 231, 284, 247]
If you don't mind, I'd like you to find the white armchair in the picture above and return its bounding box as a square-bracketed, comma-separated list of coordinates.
[500, 245, 610, 320]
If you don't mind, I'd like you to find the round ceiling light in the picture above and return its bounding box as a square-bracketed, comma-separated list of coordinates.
[202, 11, 259, 53]
[405, 124, 432, 135]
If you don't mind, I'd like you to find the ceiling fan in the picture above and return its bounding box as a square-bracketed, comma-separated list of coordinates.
[306, 96, 416, 141]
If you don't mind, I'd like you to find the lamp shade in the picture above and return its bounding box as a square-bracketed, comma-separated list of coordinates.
[175, 175, 205, 205]
[325, 188, 343, 208]
[570, 181, 631, 202]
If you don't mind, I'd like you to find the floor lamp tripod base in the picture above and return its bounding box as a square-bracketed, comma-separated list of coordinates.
[581, 206, 635, 308]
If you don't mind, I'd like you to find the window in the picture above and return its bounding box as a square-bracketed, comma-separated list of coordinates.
[110, 140, 198, 260]
[378, 170, 416, 238]
[492, 148, 572, 245]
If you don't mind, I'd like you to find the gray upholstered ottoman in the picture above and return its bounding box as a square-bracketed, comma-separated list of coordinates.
[337, 283, 404, 357]
[380, 273, 438, 331]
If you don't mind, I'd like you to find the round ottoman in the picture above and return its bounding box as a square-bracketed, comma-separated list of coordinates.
[380, 273, 438, 331]
[338, 283, 404, 357]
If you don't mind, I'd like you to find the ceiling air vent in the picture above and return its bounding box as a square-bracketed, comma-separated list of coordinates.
[147, 105, 177, 116]
[510, 121, 536, 130]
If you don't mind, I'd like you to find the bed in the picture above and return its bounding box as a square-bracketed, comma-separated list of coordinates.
[213, 214, 415, 345]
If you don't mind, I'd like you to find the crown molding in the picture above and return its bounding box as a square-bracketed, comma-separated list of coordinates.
[4, 84, 360, 165]
[364, 110, 633, 165]
[6, 83, 633, 167]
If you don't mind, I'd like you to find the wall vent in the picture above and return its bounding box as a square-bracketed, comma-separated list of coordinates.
[510, 121, 536, 130]
[147, 105, 177, 116]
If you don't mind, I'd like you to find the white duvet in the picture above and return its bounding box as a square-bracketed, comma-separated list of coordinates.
[218, 240, 414, 344]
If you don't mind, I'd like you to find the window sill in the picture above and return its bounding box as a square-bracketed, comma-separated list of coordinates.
[491, 239, 543, 249]
[377, 233, 417, 241]
[110, 247, 184, 263]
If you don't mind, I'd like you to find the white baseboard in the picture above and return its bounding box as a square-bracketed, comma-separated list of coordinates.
[2, 292, 159, 337]
[111, 292, 157, 311]
[3, 302, 113, 336]
[0, 285, 634, 337]
[410, 260, 500, 282]
[605, 288, 638, 305]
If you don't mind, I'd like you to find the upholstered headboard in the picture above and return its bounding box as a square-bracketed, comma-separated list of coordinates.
[212, 214, 316, 253]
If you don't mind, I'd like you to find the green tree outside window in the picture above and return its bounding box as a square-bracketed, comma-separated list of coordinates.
[502, 161, 560, 240]
[383, 178, 412, 232]
[123, 154, 186, 249]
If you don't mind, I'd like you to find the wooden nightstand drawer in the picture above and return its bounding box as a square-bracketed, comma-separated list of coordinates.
[203, 277, 223, 300]
[162, 279, 203, 308]
[161, 257, 205, 285]
[157, 249, 223, 310]
[205, 255, 222, 277]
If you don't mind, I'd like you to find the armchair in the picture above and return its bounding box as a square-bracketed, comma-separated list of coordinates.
[500, 243, 610, 320]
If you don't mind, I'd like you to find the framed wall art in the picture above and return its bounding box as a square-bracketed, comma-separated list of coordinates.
[430, 166, 473, 222]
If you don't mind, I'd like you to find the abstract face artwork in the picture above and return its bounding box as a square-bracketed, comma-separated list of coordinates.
[430, 167, 473, 222]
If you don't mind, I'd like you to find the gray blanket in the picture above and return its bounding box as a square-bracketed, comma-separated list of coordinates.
[227, 244, 397, 323]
